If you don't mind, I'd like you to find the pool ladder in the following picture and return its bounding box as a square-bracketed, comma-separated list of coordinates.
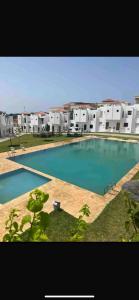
[104, 183, 119, 194]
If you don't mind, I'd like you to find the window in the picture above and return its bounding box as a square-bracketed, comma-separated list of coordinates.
[90, 125, 93, 128]
[70, 111, 73, 120]
[93, 114, 95, 118]
[76, 124, 78, 127]
[84, 124, 87, 130]
[117, 110, 119, 112]
[65, 120, 67, 123]
[122, 111, 124, 118]
[105, 122, 109, 129]
[107, 110, 109, 112]
[51, 116, 53, 118]
[70, 123, 74, 127]
[128, 111, 132, 115]
[83, 113, 85, 116]
[124, 123, 128, 127]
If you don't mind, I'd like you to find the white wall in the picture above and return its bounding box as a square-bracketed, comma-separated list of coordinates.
[0, 114, 14, 137]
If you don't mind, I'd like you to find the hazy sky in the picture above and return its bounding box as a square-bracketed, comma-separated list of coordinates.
[0, 57, 139, 113]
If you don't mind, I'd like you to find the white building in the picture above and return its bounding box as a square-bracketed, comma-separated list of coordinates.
[96, 102, 137, 134]
[17, 113, 31, 133]
[17, 112, 49, 133]
[68, 98, 139, 134]
[69, 108, 100, 133]
[48, 111, 70, 132]
[0, 112, 13, 138]
[30, 112, 49, 133]
[2, 97, 139, 138]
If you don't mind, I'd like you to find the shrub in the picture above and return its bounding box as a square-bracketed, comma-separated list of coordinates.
[122, 190, 139, 242]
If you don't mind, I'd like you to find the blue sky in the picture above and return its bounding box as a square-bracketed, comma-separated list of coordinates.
[0, 57, 139, 113]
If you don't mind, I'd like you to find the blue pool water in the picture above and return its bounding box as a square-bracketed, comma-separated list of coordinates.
[9, 139, 139, 195]
[0, 168, 50, 204]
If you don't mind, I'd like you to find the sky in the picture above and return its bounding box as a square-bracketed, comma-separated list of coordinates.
[0, 57, 139, 113]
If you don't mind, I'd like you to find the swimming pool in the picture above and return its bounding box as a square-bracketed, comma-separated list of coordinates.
[9, 139, 139, 195]
[0, 168, 51, 204]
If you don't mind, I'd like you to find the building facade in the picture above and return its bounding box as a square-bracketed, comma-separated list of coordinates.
[68, 99, 139, 134]
[0, 112, 13, 138]
[2, 98, 139, 138]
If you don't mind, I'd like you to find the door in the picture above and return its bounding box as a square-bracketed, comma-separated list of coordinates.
[116, 122, 120, 131]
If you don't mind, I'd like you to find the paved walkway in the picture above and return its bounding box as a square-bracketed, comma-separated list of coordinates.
[91, 132, 139, 140]
[0, 135, 139, 240]
[0, 137, 11, 142]
[0, 133, 27, 143]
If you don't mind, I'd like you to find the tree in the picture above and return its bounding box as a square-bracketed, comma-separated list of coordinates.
[8, 128, 13, 146]
[45, 124, 50, 132]
[52, 125, 54, 136]
[15, 125, 22, 145]
[58, 125, 61, 136]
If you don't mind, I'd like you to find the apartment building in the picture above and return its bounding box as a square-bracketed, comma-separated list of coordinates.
[2, 97, 139, 138]
[0, 112, 14, 137]
[68, 98, 139, 134]
[17, 112, 49, 133]
[48, 110, 70, 132]
[96, 100, 137, 134]
[30, 112, 49, 133]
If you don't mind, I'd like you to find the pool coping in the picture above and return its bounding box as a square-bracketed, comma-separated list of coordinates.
[0, 135, 139, 240]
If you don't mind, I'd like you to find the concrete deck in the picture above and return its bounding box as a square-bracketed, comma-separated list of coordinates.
[0, 135, 139, 241]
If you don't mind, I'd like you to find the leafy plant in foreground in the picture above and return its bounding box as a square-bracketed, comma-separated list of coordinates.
[3, 189, 91, 242]
[3, 189, 49, 242]
[70, 204, 91, 241]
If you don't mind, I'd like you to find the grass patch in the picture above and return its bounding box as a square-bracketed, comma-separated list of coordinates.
[83, 192, 138, 241]
[45, 193, 133, 242]
[46, 210, 77, 241]
[132, 172, 139, 180]
[46, 172, 139, 242]
[46, 191, 139, 242]
[0, 134, 79, 153]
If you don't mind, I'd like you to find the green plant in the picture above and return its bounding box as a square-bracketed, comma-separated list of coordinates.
[122, 190, 139, 242]
[45, 124, 50, 132]
[3, 189, 91, 242]
[3, 189, 49, 242]
[15, 125, 22, 145]
[70, 204, 90, 241]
